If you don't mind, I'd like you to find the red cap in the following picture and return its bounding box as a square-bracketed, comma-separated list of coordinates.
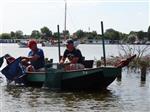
[28, 40, 37, 48]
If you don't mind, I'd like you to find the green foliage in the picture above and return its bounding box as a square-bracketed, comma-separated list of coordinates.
[10, 31, 15, 38]
[119, 33, 128, 43]
[40, 26, 52, 40]
[127, 34, 136, 44]
[0, 25, 149, 42]
[86, 31, 97, 39]
[137, 31, 145, 40]
[129, 31, 137, 35]
[15, 30, 23, 39]
[91, 31, 97, 37]
[75, 30, 85, 39]
[31, 30, 41, 39]
[104, 28, 120, 40]
[0, 33, 11, 39]
[53, 32, 58, 39]
[128, 30, 147, 43]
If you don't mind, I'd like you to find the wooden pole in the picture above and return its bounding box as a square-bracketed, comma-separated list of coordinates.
[101, 21, 106, 66]
[117, 69, 122, 81]
[141, 66, 146, 81]
[57, 25, 61, 61]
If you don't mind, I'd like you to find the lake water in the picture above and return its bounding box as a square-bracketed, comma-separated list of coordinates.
[0, 44, 150, 112]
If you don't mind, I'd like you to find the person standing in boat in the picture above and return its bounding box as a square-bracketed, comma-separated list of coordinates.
[60, 39, 84, 71]
[21, 40, 45, 72]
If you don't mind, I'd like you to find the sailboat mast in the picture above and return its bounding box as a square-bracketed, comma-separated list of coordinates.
[64, 0, 67, 32]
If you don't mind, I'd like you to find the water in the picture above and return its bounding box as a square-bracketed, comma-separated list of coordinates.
[0, 44, 150, 112]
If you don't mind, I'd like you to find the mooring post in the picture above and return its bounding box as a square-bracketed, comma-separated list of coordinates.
[101, 21, 106, 66]
[141, 66, 146, 81]
[57, 25, 61, 61]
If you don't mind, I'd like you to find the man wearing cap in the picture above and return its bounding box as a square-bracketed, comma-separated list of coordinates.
[60, 39, 84, 71]
[21, 40, 45, 72]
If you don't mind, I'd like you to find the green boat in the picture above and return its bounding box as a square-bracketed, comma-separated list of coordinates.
[0, 54, 121, 90]
[25, 65, 122, 90]
[1, 54, 135, 90]
[26, 53, 136, 90]
[26, 71, 46, 87]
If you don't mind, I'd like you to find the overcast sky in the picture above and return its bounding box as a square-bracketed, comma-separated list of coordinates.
[0, 0, 149, 35]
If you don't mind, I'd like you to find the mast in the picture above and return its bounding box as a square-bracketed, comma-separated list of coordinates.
[64, 0, 67, 32]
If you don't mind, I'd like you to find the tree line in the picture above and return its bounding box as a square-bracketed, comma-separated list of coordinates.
[0, 26, 150, 44]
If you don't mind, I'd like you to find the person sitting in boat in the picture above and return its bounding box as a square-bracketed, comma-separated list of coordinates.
[60, 39, 84, 71]
[21, 40, 45, 72]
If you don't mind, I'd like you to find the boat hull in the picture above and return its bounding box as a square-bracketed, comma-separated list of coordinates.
[26, 72, 46, 87]
[61, 67, 121, 90]
[25, 67, 121, 90]
[45, 67, 121, 90]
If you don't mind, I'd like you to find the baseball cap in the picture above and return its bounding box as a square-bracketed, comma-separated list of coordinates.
[65, 39, 74, 45]
[28, 40, 37, 48]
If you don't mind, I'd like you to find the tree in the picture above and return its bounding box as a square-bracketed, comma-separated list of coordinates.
[127, 34, 136, 44]
[53, 32, 58, 39]
[40, 26, 52, 40]
[129, 31, 137, 35]
[85, 31, 98, 39]
[10, 31, 15, 38]
[119, 33, 128, 43]
[137, 31, 145, 41]
[15, 30, 23, 39]
[31, 30, 41, 39]
[75, 30, 85, 39]
[91, 31, 97, 37]
[0, 33, 11, 39]
[104, 29, 120, 40]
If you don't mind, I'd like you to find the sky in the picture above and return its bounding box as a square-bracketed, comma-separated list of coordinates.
[0, 0, 149, 35]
